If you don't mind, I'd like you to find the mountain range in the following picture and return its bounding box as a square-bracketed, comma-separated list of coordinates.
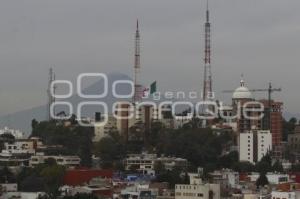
[0, 72, 134, 135]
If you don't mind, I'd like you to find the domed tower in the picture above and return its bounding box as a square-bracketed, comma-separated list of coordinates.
[232, 78, 259, 133]
[232, 78, 252, 103]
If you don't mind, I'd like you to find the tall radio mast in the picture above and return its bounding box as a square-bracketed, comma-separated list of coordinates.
[201, 0, 213, 127]
[203, 0, 213, 102]
[133, 20, 142, 104]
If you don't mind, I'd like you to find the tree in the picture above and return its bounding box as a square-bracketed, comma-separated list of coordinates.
[282, 118, 298, 141]
[155, 167, 185, 188]
[0, 167, 16, 183]
[94, 136, 125, 169]
[256, 173, 269, 188]
[291, 164, 300, 172]
[218, 151, 239, 169]
[255, 154, 272, 174]
[39, 164, 65, 199]
[0, 134, 15, 150]
[154, 161, 166, 175]
[232, 162, 255, 173]
[148, 121, 164, 148]
[31, 119, 39, 130]
[19, 175, 45, 192]
[160, 128, 231, 170]
[31, 120, 94, 167]
[272, 161, 283, 172]
[17, 160, 65, 198]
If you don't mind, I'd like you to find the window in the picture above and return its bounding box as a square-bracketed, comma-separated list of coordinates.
[175, 192, 181, 196]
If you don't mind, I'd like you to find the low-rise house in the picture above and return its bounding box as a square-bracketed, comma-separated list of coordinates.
[124, 153, 188, 175]
[0, 151, 31, 167]
[271, 191, 296, 199]
[209, 169, 239, 189]
[0, 183, 18, 192]
[119, 183, 159, 199]
[247, 173, 289, 184]
[29, 152, 80, 167]
[175, 173, 220, 199]
[2, 138, 41, 155]
[2, 192, 46, 199]
[61, 177, 112, 198]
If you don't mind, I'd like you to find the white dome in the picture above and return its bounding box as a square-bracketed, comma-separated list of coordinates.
[232, 79, 252, 99]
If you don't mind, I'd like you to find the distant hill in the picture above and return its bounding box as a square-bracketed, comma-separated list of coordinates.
[0, 72, 133, 135]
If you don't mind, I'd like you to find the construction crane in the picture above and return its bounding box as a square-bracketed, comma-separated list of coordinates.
[223, 83, 282, 130]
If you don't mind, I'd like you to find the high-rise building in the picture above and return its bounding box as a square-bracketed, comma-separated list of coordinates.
[259, 99, 283, 146]
[239, 130, 272, 163]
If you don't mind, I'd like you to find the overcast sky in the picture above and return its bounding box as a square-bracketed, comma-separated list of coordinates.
[0, 0, 299, 116]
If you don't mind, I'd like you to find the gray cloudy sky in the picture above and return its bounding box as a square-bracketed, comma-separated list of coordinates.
[0, 0, 299, 116]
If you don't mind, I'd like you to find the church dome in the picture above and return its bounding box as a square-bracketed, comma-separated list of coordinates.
[232, 79, 252, 99]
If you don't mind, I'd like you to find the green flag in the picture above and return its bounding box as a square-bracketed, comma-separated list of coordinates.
[150, 81, 157, 94]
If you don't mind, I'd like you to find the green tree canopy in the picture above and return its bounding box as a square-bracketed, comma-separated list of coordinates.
[256, 173, 269, 188]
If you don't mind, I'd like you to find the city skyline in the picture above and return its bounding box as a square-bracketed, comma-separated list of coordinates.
[0, 0, 299, 116]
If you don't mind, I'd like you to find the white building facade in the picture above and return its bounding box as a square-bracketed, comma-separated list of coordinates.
[271, 191, 296, 199]
[30, 153, 80, 167]
[239, 130, 272, 163]
[175, 173, 220, 199]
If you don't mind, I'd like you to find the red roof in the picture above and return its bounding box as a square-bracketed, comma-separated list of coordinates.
[63, 169, 113, 186]
[239, 173, 250, 182]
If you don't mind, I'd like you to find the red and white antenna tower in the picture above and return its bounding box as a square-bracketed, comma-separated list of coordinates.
[201, 0, 213, 127]
[133, 20, 142, 104]
[203, 0, 213, 102]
